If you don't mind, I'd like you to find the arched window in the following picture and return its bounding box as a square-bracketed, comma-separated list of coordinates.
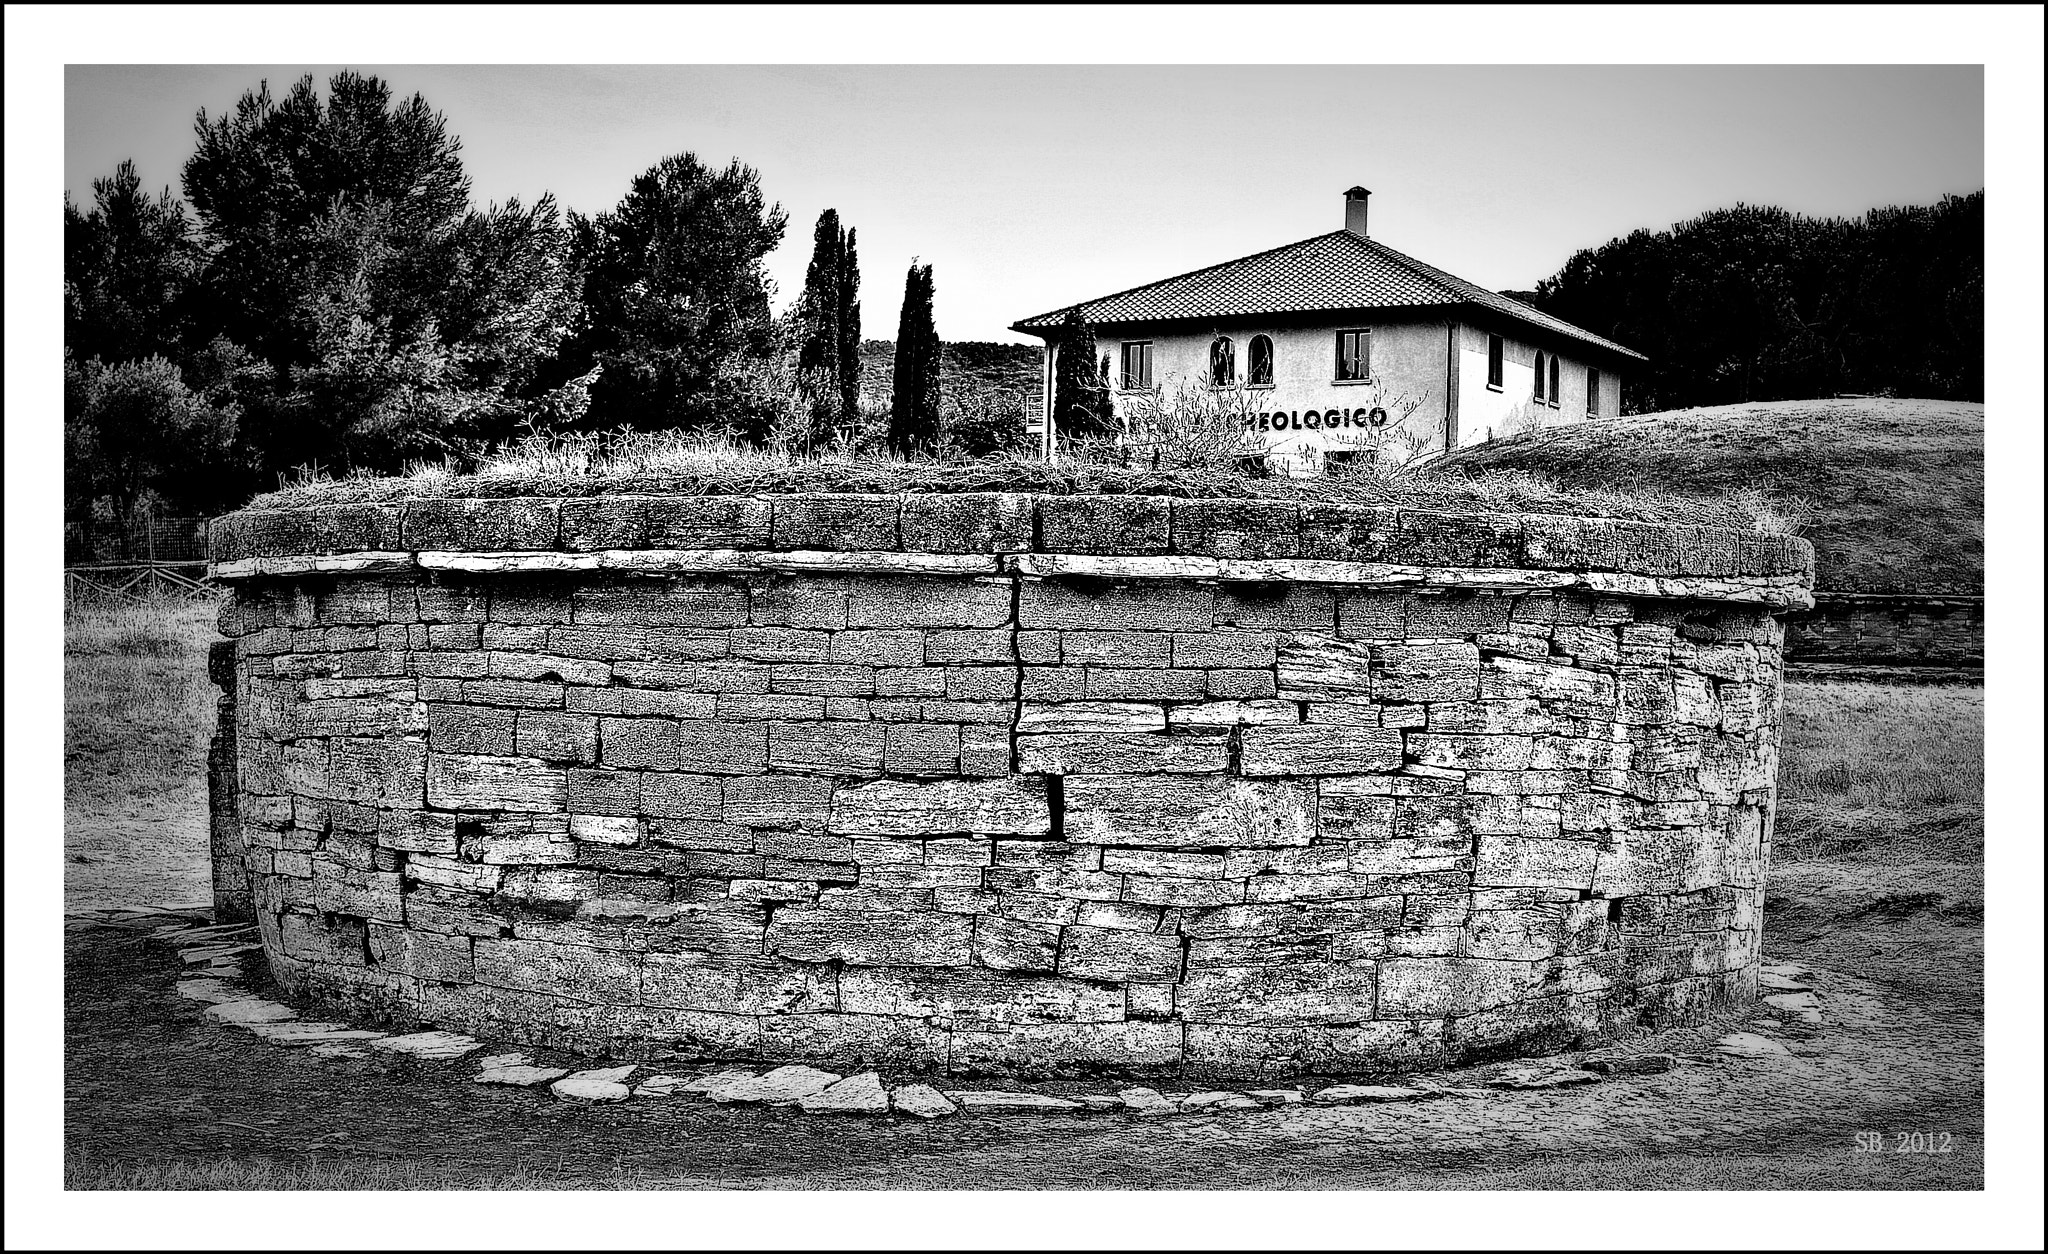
[1248, 335, 1274, 386]
[1533, 351, 1547, 401]
[1550, 355, 1561, 407]
[1209, 336, 1236, 386]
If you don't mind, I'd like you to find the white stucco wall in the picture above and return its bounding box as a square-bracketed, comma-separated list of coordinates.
[1094, 320, 1455, 474]
[1453, 323, 1616, 448]
[1037, 316, 1625, 473]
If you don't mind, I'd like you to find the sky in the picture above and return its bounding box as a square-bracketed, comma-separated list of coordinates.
[65, 64, 1984, 344]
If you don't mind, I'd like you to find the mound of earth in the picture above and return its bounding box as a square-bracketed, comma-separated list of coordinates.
[1437, 398, 1982, 595]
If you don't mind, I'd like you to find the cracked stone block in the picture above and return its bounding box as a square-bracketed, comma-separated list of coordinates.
[246, 1022, 386, 1045]
[705, 1065, 842, 1105]
[1715, 1032, 1791, 1057]
[1582, 1053, 1679, 1076]
[1309, 1084, 1432, 1105]
[477, 1064, 572, 1087]
[1486, 1067, 1601, 1089]
[370, 1031, 484, 1060]
[798, 1070, 890, 1115]
[1117, 1087, 1177, 1116]
[552, 1065, 638, 1101]
[947, 1090, 1083, 1112]
[889, 1084, 959, 1119]
[204, 999, 299, 1025]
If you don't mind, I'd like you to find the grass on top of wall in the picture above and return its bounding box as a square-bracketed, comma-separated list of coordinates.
[242, 429, 1798, 534]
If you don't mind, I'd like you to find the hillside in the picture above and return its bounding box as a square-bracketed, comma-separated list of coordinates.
[857, 339, 1040, 414]
[1436, 398, 1983, 595]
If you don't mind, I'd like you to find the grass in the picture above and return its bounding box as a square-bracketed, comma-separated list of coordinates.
[65, 595, 221, 810]
[240, 428, 1793, 533]
[1774, 682, 1983, 864]
[1436, 398, 1982, 593]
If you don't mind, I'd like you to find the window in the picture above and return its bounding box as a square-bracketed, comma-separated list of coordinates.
[1323, 448, 1374, 477]
[1587, 368, 1601, 415]
[1335, 329, 1371, 381]
[1119, 341, 1153, 390]
[1247, 335, 1274, 386]
[1209, 336, 1236, 386]
[1549, 355, 1561, 407]
[1533, 351, 1547, 402]
[1486, 334, 1504, 389]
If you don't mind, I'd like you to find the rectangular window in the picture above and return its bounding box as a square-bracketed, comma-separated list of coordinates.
[1486, 334, 1504, 389]
[1119, 341, 1153, 390]
[1334, 329, 1371, 381]
[1587, 368, 1601, 415]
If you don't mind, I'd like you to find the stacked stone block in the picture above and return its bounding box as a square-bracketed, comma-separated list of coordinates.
[207, 493, 1810, 1078]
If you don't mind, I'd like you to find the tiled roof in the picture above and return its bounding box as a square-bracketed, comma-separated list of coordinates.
[1010, 230, 1647, 362]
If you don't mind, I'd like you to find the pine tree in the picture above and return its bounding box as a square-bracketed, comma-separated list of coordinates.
[889, 263, 941, 454]
[1051, 307, 1115, 441]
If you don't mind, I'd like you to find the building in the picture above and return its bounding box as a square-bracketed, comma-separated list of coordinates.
[1012, 187, 1648, 474]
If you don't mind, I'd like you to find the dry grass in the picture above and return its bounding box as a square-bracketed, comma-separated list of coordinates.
[241, 428, 1793, 533]
[1774, 681, 1983, 864]
[65, 596, 220, 810]
[1436, 397, 1982, 593]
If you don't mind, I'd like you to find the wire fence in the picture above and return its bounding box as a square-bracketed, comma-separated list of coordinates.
[65, 562, 219, 611]
[65, 513, 210, 565]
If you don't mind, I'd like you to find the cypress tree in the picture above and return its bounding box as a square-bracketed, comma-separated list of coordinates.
[889, 262, 941, 454]
[797, 210, 845, 440]
[837, 227, 862, 423]
[1051, 307, 1116, 441]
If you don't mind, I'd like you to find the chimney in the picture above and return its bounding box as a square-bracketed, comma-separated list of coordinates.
[1344, 186, 1371, 237]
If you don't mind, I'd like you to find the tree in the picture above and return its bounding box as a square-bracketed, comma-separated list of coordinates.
[889, 263, 942, 453]
[172, 71, 583, 475]
[838, 227, 862, 424]
[565, 153, 788, 436]
[794, 210, 865, 447]
[64, 160, 197, 365]
[1051, 307, 1116, 441]
[65, 354, 241, 538]
[1531, 192, 1983, 410]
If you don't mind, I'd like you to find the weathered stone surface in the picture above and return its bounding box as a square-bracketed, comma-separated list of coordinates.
[245, 1020, 382, 1044]
[1064, 776, 1314, 847]
[1310, 1084, 1433, 1105]
[1240, 726, 1401, 776]
[890, 1083, 960, 1119]
[1118, 1086, 1177, 1116]
[830, 778, 1050, 836]
[947, 1090, 1083, 1111]
[552, 1065, 638, 1101]
[204, 998, 298, 1025]
[798, 1070, 891, 1114]
[175, 978, 247, 1004]
[1487, 1066, 1601, 1089]
[767, 908, 973, 967]
[476, 1063, 572, 1087]
[705, 1064, 842, 1105]
[1245, 1088, 1304, 1105]
[370, 1031, 484, 1060]
[219, 495, 1796, 1080]
[1017, 732, 1227, 775]
[1582, 1053, 1679, 1076]
[1715, 1031, 1791, 1057]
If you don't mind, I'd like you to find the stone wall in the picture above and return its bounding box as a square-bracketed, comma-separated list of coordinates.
[206, 493, 1812, 1079]
[1785, 594, 1984, 668]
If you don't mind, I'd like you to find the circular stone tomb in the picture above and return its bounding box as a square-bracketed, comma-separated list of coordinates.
[204, 490, 1812, 1079]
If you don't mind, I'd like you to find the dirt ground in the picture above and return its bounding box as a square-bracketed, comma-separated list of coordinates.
[62, 906, 1983, 1190]
[62, 604, 1986, 1189]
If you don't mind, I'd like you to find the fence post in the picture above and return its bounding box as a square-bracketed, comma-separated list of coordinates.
[206, 638, 253, 923]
